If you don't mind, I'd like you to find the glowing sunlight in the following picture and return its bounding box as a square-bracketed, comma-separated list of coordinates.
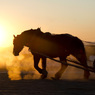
[0, 26, 12, 47]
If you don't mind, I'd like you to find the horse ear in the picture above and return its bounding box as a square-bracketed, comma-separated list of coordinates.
[37, 27, 41, 31]
[13, 35, 16, 38]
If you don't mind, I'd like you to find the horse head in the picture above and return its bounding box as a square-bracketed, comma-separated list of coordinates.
[13, 35, 24, 56]
[13, 28, 42, 56]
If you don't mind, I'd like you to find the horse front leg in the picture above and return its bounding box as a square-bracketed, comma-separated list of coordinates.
[33, 55, 43, 74]
[41, 57, 48, 79]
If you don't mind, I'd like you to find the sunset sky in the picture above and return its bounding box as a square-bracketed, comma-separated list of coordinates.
[0, 0, 95, 47]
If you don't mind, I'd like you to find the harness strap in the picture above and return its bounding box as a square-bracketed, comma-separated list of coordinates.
[31, 51, 95, 73]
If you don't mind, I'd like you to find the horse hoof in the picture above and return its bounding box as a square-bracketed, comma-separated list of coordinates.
[40, 74, 47, 79]
[42, 70, 48, 75]
[51, 77, 59, 80]
[84, 72, 90, 80]
[84, 76, 89, 80]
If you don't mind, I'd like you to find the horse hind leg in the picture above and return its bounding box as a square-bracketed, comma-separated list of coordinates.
[73, 51, 90, 79]
[82, 59, 90, 79]
[52, 58, 68, 80]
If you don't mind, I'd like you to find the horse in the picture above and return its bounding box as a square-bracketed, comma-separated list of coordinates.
[13, 28, 90, 79]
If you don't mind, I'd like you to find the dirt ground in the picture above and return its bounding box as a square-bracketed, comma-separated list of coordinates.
[0, 73, 95, 95]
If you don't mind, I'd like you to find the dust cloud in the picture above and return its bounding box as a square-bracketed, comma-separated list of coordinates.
[0, 41, 95, 80]
[0, 47, 41, 80]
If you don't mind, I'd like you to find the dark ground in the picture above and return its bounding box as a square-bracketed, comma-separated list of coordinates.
[0, 73, 95, 95]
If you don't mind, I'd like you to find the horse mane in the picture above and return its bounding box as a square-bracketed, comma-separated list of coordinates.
[20, 28, 53, 40]
[19, 28, 78, 45]
[21, 28, 43, 36]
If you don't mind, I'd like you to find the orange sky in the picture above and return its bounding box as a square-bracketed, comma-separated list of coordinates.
[0, 0, 95, 47]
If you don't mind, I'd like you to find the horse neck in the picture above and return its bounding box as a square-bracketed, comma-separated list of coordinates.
[19, 34, 28, 47]
[23, 35, 34, 47]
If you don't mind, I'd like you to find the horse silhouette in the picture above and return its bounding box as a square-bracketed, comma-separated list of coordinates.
[13, 28, 90, 79]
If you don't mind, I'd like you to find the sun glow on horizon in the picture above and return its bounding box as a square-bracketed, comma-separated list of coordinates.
[0, 25, 13, 47]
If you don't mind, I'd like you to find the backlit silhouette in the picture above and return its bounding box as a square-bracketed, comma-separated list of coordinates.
[13, 28, 90, 79]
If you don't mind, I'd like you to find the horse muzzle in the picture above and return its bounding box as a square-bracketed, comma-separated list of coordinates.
[13, 51, 19, 56]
